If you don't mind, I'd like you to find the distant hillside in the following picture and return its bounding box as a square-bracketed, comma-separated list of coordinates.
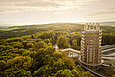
[99, 21, 115, 26]
[8, 23, 82, 29]
[79, 21, 115, 26]
[0, 23, 115, 39]
[0, 23, 83, 39]
[0, 26, 9, 29]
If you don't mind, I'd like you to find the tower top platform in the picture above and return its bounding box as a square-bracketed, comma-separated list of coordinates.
[84, 23, 100, 31]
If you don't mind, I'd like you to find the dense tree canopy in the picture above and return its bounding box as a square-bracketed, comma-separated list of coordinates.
[0, 23, 114, 76]
[0, 31, 94, 77]
[57, 35, 70, 49]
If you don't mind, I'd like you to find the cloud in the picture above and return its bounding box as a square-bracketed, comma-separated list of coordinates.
[0, 0, 104, 13]
[0, 0, 61, 13]
[0, 0, 65, 13]
[54, 11, 65, 15]
[103, 17, 115, 21]
[11, 0, 62, 8]
[84, 16, 115, 22]
[88, 7, 115, 16]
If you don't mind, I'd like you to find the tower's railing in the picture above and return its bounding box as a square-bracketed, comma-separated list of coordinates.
[84, 23, 100, 31]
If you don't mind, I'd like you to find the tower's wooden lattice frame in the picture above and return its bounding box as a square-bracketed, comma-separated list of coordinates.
[79, 23, 102, 70]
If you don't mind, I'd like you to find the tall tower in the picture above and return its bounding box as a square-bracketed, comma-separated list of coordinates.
[79, 23, 102, 70]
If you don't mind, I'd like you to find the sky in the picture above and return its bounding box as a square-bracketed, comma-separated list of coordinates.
[0, 0, 115, 26]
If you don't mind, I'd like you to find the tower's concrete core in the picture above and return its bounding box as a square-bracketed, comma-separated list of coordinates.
[79, 23, 102, 70]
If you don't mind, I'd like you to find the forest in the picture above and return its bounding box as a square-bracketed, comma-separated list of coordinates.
[0, 23, 115, 45]
[0, 31, 94, 77]
[0, 23, 115, 77]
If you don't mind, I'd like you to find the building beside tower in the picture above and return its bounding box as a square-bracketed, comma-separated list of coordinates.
[79, 23, 102, 70]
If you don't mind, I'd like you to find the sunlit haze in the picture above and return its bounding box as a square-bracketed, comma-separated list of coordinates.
[0, 0, 115, 26]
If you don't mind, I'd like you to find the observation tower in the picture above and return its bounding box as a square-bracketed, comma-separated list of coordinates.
[79, 23, 102, 70]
